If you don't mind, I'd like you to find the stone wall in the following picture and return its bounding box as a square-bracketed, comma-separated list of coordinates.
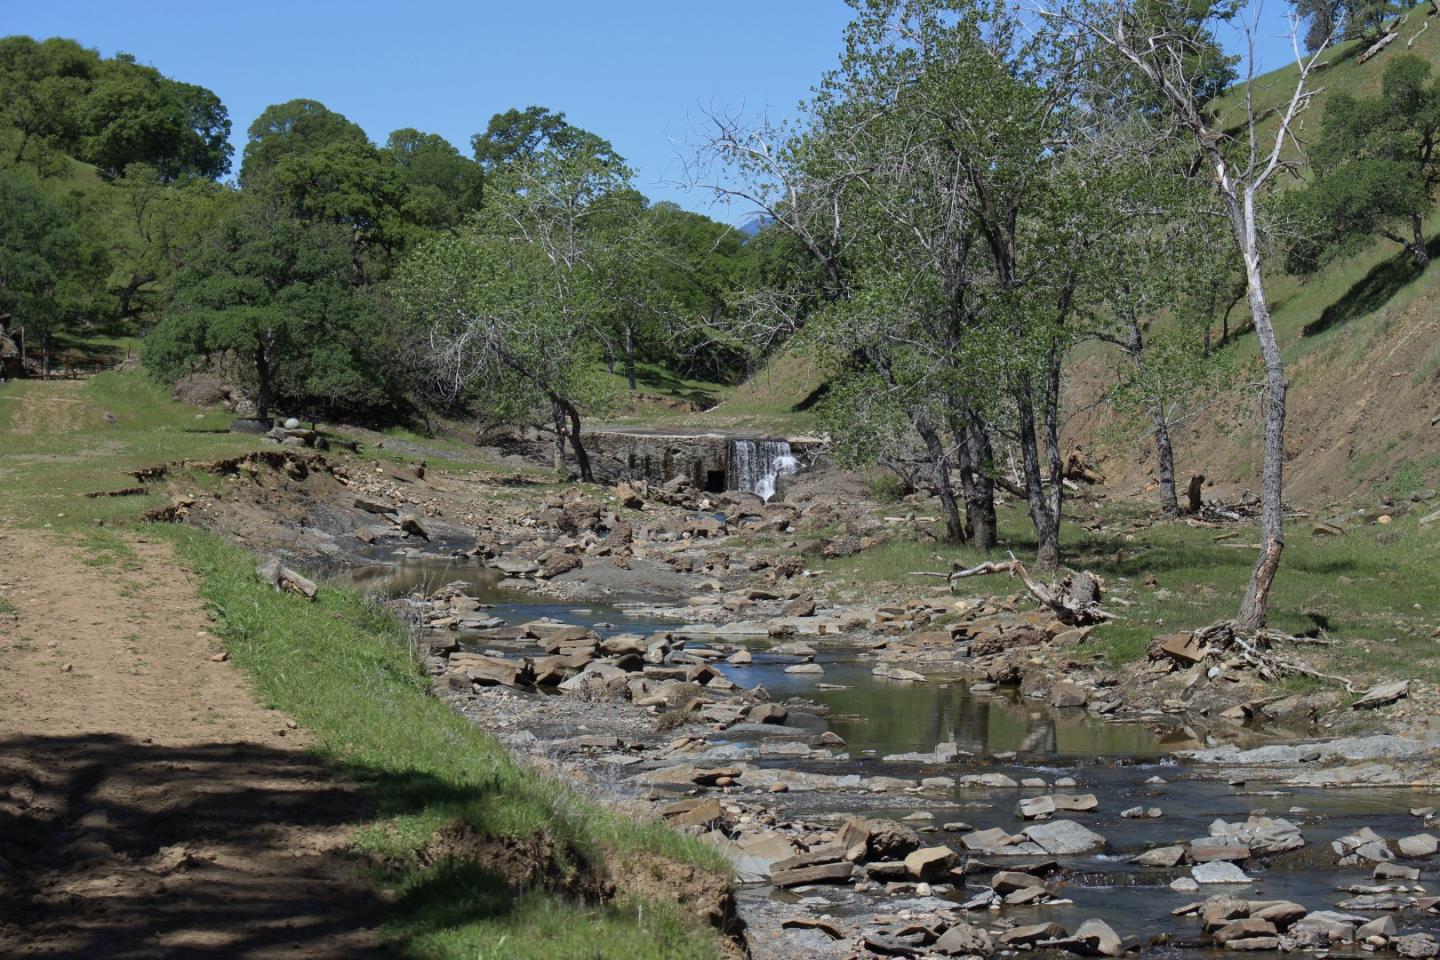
[584, 429, 822, 492]
[585, 431, 734, 490]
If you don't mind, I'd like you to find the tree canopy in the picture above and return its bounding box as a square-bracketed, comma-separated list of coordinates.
[1287, 54, 1440, 270]
[0, 36, 231, 179]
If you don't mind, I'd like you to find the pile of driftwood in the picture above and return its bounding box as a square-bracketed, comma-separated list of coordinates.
[916, 554, 1115, 626]
[1151, 620, 1356, 690]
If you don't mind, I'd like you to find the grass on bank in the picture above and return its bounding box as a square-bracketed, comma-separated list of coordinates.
[813, 494, 1440, 686]
[166, 528, 724, 960]
[0, 372, 726, 959]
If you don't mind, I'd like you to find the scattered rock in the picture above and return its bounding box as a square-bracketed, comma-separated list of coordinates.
[1191, 861, 1250, 884]
[1398, 833, 1438, 857]
[1352, 680, 1411, 710]
[1022, 820, 1106, 855]
[903, 845, 958, 881]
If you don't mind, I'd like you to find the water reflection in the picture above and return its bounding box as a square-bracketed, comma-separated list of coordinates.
[336, 558, 1164, 758]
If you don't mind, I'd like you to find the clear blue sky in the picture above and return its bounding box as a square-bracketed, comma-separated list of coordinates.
[7, 0, 1297, 219]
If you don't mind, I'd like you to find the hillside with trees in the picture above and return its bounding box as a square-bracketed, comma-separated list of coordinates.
[7, 5, 1440, 960]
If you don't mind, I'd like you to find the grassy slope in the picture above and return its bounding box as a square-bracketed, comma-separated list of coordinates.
[0, 372, 725, 959]
[594, 346, 829, 435]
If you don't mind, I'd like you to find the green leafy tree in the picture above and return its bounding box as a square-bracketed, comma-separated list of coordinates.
[147, 195, 392, 419]
[382, 128, 483, 232]
[264, 139, 409, 273]
[80, 54, 231, 179]
[1053, 0, 1333, 629]
[1291, 54, 1439, 270]
[0, 36, 93, 165]
[395, 228, 614, 480]
[0, 169, 112, 375]
[400, 112, 633, 479]
[106, 164, 235, 319]
[239, 99, 370, 186]
[643, 201, 754, 381]
[0, 37, 231, 180]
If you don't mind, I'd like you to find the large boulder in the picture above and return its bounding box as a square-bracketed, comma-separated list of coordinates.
[172, 373, 233, 406]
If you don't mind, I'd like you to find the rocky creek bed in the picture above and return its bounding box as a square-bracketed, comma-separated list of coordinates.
[327, 555, 1440, 960]
[151, 443, 1440, 957]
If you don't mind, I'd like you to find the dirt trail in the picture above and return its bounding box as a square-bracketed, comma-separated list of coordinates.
[0, 527, 382, 958]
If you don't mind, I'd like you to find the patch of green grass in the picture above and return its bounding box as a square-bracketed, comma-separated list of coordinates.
[815, 499, 1440, 687]
[389, 867, 716, 960]
[0, 597, 16, 615]
[0, 371, 253, 531]
[597, 360, 732, 411]
[1385, 461, 1426, 498]
[164, 528, 725, 958]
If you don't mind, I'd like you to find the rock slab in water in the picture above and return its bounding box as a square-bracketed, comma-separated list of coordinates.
[1054, 918, 1124, 957]
[1398, 833, 1439, 857]
[1192, 861, 1251, 884]
[770, 860, 854, 887]
[904, 845, 958, 881]
[1022, 820, 1106, 855]
[933, 921, 994, 956]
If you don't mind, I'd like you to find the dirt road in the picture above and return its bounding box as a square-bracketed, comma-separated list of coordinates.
[0, 527, 382, 958]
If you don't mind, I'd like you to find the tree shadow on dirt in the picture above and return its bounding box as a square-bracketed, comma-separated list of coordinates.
[0, 733, 523, 959]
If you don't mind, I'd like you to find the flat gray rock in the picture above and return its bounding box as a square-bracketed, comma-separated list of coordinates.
[1022, 820, 1106, 855]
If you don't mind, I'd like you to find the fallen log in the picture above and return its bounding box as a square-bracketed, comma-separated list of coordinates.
[1357, 30, 1398, 64]
[914, 555, 1117, 626]
[255, 558, 318, 600]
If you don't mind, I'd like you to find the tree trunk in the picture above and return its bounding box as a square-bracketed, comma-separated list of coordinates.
[963, 409, 999, 549]
[1017, 375, 1060, 570]
[555, 395, 593, 483]
[913, 408, 965, 543]
[625, 322, 638, 391]
[117, 273, 157, 319]
[1042, 344, 1064, 545]
[953, 418, 978, 541]
[1235, 254, 1286, 631]
[255, 347, 272, 421]
[1150, 405, 1180, 519]
[1411, 211, 1430, 269]
[1128, 317, 1179, 519]
[550, 401, 567, 473]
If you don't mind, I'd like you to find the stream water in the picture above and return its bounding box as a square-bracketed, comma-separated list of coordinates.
[335, 556, 1440, 951]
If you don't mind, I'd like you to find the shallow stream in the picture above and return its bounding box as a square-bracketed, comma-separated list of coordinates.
[337, 556, 1440, 952]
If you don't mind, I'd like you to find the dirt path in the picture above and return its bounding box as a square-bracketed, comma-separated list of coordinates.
[0, 527, 383, 958]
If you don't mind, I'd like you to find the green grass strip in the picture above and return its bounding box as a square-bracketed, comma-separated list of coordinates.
[163, 527, 724, 960]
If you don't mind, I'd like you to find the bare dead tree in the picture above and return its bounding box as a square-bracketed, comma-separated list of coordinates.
[1043, 0, 1332, 628]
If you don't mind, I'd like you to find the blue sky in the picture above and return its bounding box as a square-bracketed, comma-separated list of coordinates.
[7, 0, 1299, 220]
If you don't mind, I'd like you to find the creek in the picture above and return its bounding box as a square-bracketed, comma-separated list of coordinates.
[336, 555, 1440, 954]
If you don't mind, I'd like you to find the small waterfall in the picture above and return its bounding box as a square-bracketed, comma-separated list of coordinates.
[727, 439, 799, 501]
